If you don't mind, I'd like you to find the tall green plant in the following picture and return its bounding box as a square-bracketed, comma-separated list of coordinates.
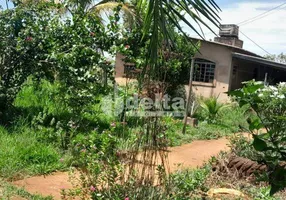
[0, 1, 119, 123]
[228, 81, 286, 195]
[200, 97, 229, 123]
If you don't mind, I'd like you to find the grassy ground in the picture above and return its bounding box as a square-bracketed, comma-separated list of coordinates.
[0, 79, 263, 199]
[164, 117, 243, 147]
[0, 125, 68, 180]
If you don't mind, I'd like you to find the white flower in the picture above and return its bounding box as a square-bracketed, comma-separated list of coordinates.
[269, 86, 278, 91]
[279, 82, 286, 88]
[258, 93, 263, 97]
[277, 94, 285, 99]
[254, 81, 264, 85]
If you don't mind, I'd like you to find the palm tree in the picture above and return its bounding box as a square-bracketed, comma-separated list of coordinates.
[88, 0, 220, 77]
[138, 0, 220, 64]
[201, 97, 230, 123]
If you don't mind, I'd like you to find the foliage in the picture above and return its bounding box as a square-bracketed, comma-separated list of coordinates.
[228, 80, 286, 195]
[265, 53, 286, 64]
[118, 26, 199, 105]
[137, 0, 220, 69]
[0, 124, 67, 180]
[199, 97, 230, 123]
[66, 163, 211, 200]
[70, 130, 119, 193]
[216, 103, 251, 132]
[0, 1, 119, 123]
[230, 135, 264, 163]
[163, 117, 233, 147]
[14, 78, 115, 149]
[0, 2, 58, 120]
[165, 165, 211, 199]
[14, 77, 69, 119]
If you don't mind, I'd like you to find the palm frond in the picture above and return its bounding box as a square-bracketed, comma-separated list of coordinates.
[89, 1, 137, 27]
[200, 97, 230, 122]
[137, 0, 221, 69]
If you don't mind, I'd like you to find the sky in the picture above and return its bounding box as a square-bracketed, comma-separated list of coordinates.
[184, 0, 286, 56]
[1, 0, 285, 56]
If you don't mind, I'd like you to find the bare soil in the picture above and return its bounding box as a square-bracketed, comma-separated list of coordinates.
[13, 172, 73, 200]
[13, 138, 230, 199]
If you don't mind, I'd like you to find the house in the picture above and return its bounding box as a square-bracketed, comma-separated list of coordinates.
[115, 24, 286, 102]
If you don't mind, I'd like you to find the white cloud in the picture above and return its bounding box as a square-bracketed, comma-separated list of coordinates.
[184, 1, 286, 56]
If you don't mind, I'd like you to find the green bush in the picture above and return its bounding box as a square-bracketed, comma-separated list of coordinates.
[91, 164, 211, 200]
[198, 97, 229, 123]
[230, 135, 264, 162]
[217, 104, 251, 132]
[228, 81, 286, 194]
[166, 165, 211, 199]
[14, 78, 70, 119]
[14, 78, 116, 149]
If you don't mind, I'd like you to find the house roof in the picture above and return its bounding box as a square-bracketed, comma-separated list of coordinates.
[232, 52, 286, 70]
[190, 37, 262, 58]
[191, 37, 286, 70]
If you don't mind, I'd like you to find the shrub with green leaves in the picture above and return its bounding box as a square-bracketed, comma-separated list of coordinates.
[198, 97, 230, 123]
[230, 135, 264, 162]
[228, 80, 286, 195]
[0, 1, 119, 123]
[71, 130, 119, 193]
[89, 164, 211, 200]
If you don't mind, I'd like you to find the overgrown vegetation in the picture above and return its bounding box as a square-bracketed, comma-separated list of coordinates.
[229, 80, 286, 195]
[0, 124, 68, 180]
[1, 0, 285, 199]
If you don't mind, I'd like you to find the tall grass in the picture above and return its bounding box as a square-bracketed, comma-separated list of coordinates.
[0, 125, 66, 180]
[14, 77, 70, 119]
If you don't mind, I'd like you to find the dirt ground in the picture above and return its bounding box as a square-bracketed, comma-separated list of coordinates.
[13, 138, 230, 200]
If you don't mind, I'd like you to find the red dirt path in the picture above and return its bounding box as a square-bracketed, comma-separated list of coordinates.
[13, 138, 230, 199]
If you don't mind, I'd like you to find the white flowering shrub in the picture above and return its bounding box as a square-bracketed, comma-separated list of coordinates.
[228, 80, 286, 195]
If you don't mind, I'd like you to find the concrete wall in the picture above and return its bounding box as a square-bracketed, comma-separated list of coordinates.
[115, 53, 126, 78]
[115, 42, 234, 102]
[185, 41, 233, 102]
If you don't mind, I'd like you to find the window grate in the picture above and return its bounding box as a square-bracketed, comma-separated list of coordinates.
[193, 59, 216, 83]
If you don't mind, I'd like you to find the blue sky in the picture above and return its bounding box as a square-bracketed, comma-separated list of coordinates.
[185, 0, 286, 56]
[0, 0, 13, 9]
[216, 0, 284, 7]
[1, 0, 285, 56]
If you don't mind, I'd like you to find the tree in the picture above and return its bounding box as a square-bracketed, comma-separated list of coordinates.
[0, 1, 120, 123]
[64, 0, 221, 67]
[265, 53, 286, 64]
[11, 0, 221, 67]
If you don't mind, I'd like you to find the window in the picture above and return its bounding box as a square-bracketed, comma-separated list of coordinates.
[124, 63, 136, 74]
[193, 59, 216, 83]
[233, 66, 238, 76]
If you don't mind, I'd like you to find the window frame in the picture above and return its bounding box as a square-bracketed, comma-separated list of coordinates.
[193, 58, 216, 87]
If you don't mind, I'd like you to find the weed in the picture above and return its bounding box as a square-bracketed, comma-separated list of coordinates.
[230, 135, 264, 162]
[0, 125, 67, 180]
[163, 117, 233, 146]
